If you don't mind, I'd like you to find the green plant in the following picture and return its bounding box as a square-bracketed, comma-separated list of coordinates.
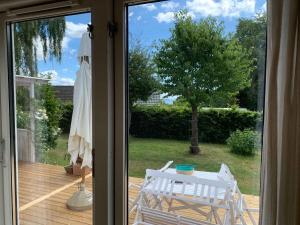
[226, 129, 260, 156]
[236, 13, 267, 110]
[35, 84, 62, 150]
[35, 108, 51, 160]
[130, 105, 261, 144]
[59, 102, 73, 133]
[14, 17, 66, 76]
[16, 106, 30, 129]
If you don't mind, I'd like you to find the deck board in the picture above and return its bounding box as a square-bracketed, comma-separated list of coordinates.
[18, 162, 259, 225]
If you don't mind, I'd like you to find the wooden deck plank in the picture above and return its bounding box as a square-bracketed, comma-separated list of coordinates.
[18, 162, 259, 225]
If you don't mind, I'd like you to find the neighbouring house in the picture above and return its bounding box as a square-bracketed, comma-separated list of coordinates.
[53, 85, 74, 102]
[136, 92, 161, 105]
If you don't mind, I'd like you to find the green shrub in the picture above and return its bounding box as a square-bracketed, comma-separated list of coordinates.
[130, 105, 262, 143]
[36, 84, 62, 149]
[16, 106, 30, 129]
[59, 102, 73, 133]
[226, 129, 260, 156]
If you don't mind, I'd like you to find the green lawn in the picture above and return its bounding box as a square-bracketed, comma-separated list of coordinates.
[47, 135, 261, 195]
[40, 134, 70, 166]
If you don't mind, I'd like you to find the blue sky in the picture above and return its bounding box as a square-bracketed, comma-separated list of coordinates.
[36, 0, 266, 86]
[37, 13, 91, 85]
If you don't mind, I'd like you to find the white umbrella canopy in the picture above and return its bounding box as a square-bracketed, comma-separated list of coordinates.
[68, 32, 92, 168]
[66, 32, 93, 211]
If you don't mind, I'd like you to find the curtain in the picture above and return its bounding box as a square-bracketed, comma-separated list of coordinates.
[260, 0, 300, 224]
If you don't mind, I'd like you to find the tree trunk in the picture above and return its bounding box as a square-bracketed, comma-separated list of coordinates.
[190, 106, 200, 154]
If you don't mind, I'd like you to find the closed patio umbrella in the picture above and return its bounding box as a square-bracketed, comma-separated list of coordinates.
[66, 31, 92, 211]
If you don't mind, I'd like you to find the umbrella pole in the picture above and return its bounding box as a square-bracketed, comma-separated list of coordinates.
[81, 166, 86, 184]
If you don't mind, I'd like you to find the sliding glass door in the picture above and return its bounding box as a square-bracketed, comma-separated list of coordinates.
[126, 1, 266, 224]
[0, 0, 118, 224]
[9, 12, 95, 225]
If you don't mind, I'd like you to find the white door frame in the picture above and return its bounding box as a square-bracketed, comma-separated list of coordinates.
[0, 1, 118, 224]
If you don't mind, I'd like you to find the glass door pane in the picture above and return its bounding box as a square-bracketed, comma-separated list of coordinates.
[127, 1, 266, 224]
[11, 12, 94, 225]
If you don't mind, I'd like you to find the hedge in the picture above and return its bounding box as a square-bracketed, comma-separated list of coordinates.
[130, 105, 262, 144]
[59, 103, 73, 133]
[59, 103, 262, 144]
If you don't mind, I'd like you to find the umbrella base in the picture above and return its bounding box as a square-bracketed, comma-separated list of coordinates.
[66, 183, 92, 211]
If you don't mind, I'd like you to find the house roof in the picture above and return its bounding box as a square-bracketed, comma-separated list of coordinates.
[52, 85, 74, 102]
[15, 75, 50, 87]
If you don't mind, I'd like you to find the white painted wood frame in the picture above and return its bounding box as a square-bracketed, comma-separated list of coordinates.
[0, 1, 120, 225]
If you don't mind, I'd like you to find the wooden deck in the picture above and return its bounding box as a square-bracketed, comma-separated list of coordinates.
[18, 162, 259, 225]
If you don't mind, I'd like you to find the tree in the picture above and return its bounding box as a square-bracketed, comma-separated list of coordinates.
[128, 43, 159, 129]
[36, 82, 62, 149]
[128, 44, 158, 108]
[14, 17, 66, 76]
[154, 12, 253, 154]
[235, 13, 267, 110]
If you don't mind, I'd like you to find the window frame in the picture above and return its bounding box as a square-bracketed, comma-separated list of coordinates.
[116, 0, 267, 225]
[0, 1, 118, 225]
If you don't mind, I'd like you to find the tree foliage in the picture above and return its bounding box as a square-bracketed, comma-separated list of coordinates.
[128, 43, 159, 108]
[14, 17, 66, 76]
[36, 84, 62, 149]
[154, 12, 253, 153]
[235, 13, 267, 110]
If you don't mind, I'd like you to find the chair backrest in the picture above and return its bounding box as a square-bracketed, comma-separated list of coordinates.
[137, 206, 216, 225]
[218, 164, 245, 215]
[159, 160, 174, 172]
[143, 169, 232, 208]
[218, 164, 234, 182]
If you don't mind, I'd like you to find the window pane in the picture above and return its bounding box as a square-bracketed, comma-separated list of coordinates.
[14, 13, 94, 225]
[127, 1, 266, 224]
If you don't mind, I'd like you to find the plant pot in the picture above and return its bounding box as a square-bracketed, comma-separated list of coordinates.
[73, 163, 91, 176]
[64, 165, 73, 175]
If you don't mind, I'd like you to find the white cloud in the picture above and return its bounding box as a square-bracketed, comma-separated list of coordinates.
[52, 77, 75, 86]
[155, 12, 175, 23]
[65, 21, 87, 38]
[160, 93, 179, 104]
[186, 0, 256, 18]
[187, 11, 196, 19]
[260, 2, 266, 12]
[137, 16, 142, 21]
[62, 36, 71, 49]
[161, 1, 180, 10]
[129, 12, 134, 17]
[69, 48, 77, 56]
[33, 37, 45, 61]
[62, 68, 69, 72]
[142, 4, 157, 11]
[39, 69, 75, 85]
[38, 70, 58, 79]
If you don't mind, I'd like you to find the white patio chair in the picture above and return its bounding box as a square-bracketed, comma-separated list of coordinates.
[135, 169, 235, 225]
[218, 163, 259, 225]
[133, 206, 227, 225]
[232, 186, 259, 225]
[218, 164, 234, 182]
[129, 161, 174, 214]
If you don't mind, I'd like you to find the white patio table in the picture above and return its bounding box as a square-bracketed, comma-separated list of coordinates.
[140, 169, 234, 224]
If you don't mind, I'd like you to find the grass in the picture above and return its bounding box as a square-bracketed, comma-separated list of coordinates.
[46, 135, 261, 195]
[40, 134, 70, 166]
